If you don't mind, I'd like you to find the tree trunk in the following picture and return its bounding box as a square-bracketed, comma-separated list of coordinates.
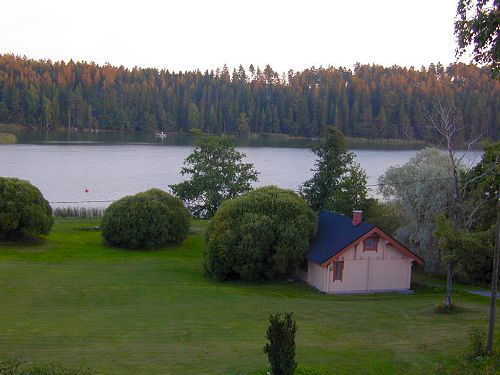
[446, 261, 454, 308]
[487, 197, 500, 354]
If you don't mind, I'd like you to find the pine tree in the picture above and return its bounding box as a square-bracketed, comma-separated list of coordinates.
[263, 313, 298, 375]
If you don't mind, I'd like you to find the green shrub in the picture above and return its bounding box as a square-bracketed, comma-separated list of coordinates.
[205, 186, 317, 281]
[469, 328, 486, 359]
[0, 177, 53, 241]
[459, 227, 495, 284]
[101, 189, 190, 249]
[264, 312, 298, 375]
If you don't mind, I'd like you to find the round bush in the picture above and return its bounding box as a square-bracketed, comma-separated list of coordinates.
[0, 177, 53, 240]
[205, 186, 317, 281]
[102, 189, 191, 249]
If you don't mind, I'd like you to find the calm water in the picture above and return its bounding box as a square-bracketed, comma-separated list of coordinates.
[0, 143, 431, 208]
[0, 126, 482, 208]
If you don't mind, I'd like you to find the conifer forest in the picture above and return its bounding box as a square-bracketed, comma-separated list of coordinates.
[0, 54, 498, 141]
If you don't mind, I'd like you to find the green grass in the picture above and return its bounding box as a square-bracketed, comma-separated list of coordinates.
[413, 272, 492, 292]
[0, 132, 17, 144]
[0, 219, 498, 374]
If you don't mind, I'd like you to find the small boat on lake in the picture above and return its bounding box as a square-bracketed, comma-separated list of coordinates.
[155, 132, 167, 138]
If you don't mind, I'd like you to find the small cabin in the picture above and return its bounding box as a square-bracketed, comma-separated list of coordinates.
[302, 210, 423, 294]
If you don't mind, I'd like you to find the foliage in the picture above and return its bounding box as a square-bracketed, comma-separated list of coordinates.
[101, 189, 190, 249]
[379, 148, 456, 272]
[205, 186, 317, 281]
[263, 313, 298, 375]
[435, 212, 495, 283]
[301, 127, 368, 215]
[0, 177, 53, 241]
[0, 55, 499, 140]
[238, 112, 250, 135]
[469, 328, 487, 358]
[436, 212, 494, 286]
[455, 0, 500, 78]
[53, 206, 104, 219]
[170, 135, 259, 218]
[458, 226, 495, 283]
[363, 199, 404, 236]
[435, 214, 465, 268]
[465, 141, 500, 232]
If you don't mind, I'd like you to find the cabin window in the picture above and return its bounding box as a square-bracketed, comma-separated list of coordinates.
[330, 261, 344, 282]
[363, 236, 379, 252]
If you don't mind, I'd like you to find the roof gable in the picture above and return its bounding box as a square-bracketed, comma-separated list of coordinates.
[307, 211, 374, 264]
[307, 211, 424, 265]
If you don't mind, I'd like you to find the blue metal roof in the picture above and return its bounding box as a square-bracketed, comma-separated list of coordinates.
[307, 211, 375, 264]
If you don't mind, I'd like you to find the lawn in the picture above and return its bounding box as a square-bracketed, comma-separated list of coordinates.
[0, 219, 497, 374]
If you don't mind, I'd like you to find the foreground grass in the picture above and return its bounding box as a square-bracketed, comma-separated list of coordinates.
[0, 219, 498, 374]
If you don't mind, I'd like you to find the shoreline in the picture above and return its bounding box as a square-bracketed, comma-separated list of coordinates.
[0, 123, 432, 149]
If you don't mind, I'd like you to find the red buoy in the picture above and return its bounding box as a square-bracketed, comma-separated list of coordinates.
[85, 188, 89, 193]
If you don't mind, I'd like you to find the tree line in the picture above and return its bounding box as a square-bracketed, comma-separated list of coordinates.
[0, 54, 499, 141]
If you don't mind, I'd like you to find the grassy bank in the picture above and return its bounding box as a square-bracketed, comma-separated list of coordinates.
[0, 219, 498, 374]
[0, 132, 17, 144]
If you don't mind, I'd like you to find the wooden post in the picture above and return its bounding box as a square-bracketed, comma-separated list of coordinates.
[487, 197, 500, 354]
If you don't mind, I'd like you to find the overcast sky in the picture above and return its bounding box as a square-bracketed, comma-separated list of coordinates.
[1, 0, 466, 73]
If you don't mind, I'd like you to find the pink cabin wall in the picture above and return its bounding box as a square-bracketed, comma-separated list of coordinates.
[308, 237, 413, 293]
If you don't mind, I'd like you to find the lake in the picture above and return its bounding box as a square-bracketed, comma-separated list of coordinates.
[0, 127, 483, 208]
[0, 143, 432, 208]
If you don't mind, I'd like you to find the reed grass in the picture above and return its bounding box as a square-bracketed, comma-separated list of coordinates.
[53, 206, 104, 219]
[0, 132, 17, 144]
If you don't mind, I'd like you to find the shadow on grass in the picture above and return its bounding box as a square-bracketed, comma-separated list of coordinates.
[0, 236, 48, 247]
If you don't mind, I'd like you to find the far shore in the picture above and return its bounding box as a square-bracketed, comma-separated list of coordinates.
[0, 123, 450, 150]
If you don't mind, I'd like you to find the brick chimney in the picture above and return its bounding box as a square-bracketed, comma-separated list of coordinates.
[352, 210, 362, 226]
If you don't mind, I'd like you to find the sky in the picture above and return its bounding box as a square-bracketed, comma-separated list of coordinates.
[0, 0, 467, 74]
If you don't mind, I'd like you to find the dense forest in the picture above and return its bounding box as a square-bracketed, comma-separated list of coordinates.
[0, 54, 498, 141]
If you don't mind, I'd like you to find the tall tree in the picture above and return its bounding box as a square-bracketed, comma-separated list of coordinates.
[379, 148, 456, 273]
[430, 103, 499, 309]
[237, 112, 250, 135]
[169, 134, 259, 218]
[187, 102, 201, 130]
[465, 141, 500, 353]
[301, 127, 368, 215]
